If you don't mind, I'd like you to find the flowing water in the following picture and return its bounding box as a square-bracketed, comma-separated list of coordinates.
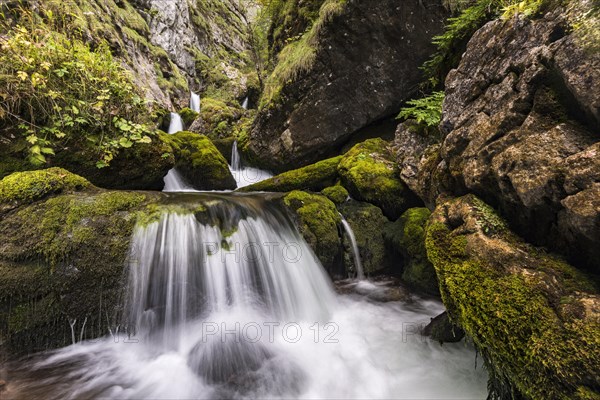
[340, 215, 365, 280]
[168, 112, 183, 134]
[229, 141, 273, 189]
[5, 194, 488, 399]
[241, 97, 249, 110]
[190, 92, 201, 113]
[163, 169, 197, 192]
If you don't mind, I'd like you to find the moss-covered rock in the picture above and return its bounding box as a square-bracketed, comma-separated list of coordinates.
[338, 200, 390, 276]
[166, 131, 236, 190]
[0, 187, 160, 354]
[0, 133, 175, 191]
[281, 190, 343, 276]
[190, 97, 245, 139]
[426, 195, 600, 399]
[321, 184, 349, 205]
[0, 168, 90, 213]
[384, 208, 439, 295]
[338, 139, 418, 220]
[239, 156, 342, 193]
[179, 107, 199, 126]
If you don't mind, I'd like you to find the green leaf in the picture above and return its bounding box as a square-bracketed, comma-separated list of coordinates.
[40, 147, 55, 155]
[119, 137, 134, 148]
[96, 160, 109, 168]
[26, 134, 38, 144]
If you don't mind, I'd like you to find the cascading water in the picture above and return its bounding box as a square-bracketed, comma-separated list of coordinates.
[7, 194, 488, 399]
[163, 168, 197, 192]
[241, 96, 249, 110]
[190, 92, 201, 113]
[229, 140, 273, 189]
[340, 215, 365, 280]
[168, 112, 183, 134]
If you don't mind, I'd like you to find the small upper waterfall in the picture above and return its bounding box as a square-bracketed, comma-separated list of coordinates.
[231, 140, 241, 171]
[163, 168, 196, 192]
[241, 96, 249, 110]
[229, 140, 273, 189]
[190, 92, 200, 113]
[168, 112, 183, 134]
[340, 215, 365, 280]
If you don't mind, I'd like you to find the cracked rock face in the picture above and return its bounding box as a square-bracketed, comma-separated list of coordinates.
[141, 0, 199, 76]
[437, 9, 600, 271]
[248, 0, 449, 172]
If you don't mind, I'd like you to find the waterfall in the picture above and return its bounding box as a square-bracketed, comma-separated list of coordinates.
[190, 92, 200, 113]
[241, 96, 249, 110]
[7, 194, 488, 399]
[340, 215, 365, 280]
[231, 140, 241, 171]
[168, 112, 183, 134]
[163, 168, 197, 192]
[229, 140, 273, 189]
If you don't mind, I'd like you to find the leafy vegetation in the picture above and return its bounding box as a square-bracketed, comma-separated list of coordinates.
[423, 0, 553, 87]
[259, 0, 347, 107]
[0, 7, 154, 168]
[398, 91, 445, 127]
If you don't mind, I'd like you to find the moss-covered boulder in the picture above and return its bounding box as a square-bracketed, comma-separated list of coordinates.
[239, 156, 342, 193]
[0, 168, 90, 214]
[338, 201, 390, 276]
[338, 139, 418, 220]
[0, 134, 175, 191]
[167, 131, 236, 190]
[321, 184, 349, 205]
[384, 208, 439, 295]
[426, 195, 600, 399]
[0, 172, 160, 354]
[280, 191, 343, 276]
[179, 107, 199, 126]
[189, 98, 246, 139]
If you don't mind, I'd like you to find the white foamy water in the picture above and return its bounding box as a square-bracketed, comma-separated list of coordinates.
[229, 140, 273, 189]
[6, 197, 487, 399]
[162, 169, 198, 192]
[168, 112, 183, 134]
[190, 92, 201, 113]
[340, 215, 365, 280]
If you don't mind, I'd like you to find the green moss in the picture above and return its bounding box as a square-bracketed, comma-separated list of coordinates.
[179, 107, 199, 126]
[426, 196, 600, 399]
[321, 184, 349, 205]
[338, 201, 389, 275]
[338, 138, 416, 220]
[282, 190, 342, 271]
[260, 0, 348, 107]
[197, 98, 244, 139]
[239, 156, 342, 192]
[169, 131, 236, 190]
[0, 168, 91, 210]
[384, 208, 438, 295]
[0, 188, 155, 354]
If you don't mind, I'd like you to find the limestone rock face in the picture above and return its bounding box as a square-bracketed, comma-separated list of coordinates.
[409, 8, 599, 271]
[248, 0, 449, 171]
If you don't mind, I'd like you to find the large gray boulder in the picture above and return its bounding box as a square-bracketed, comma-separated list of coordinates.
[248, 0, 449, 172]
